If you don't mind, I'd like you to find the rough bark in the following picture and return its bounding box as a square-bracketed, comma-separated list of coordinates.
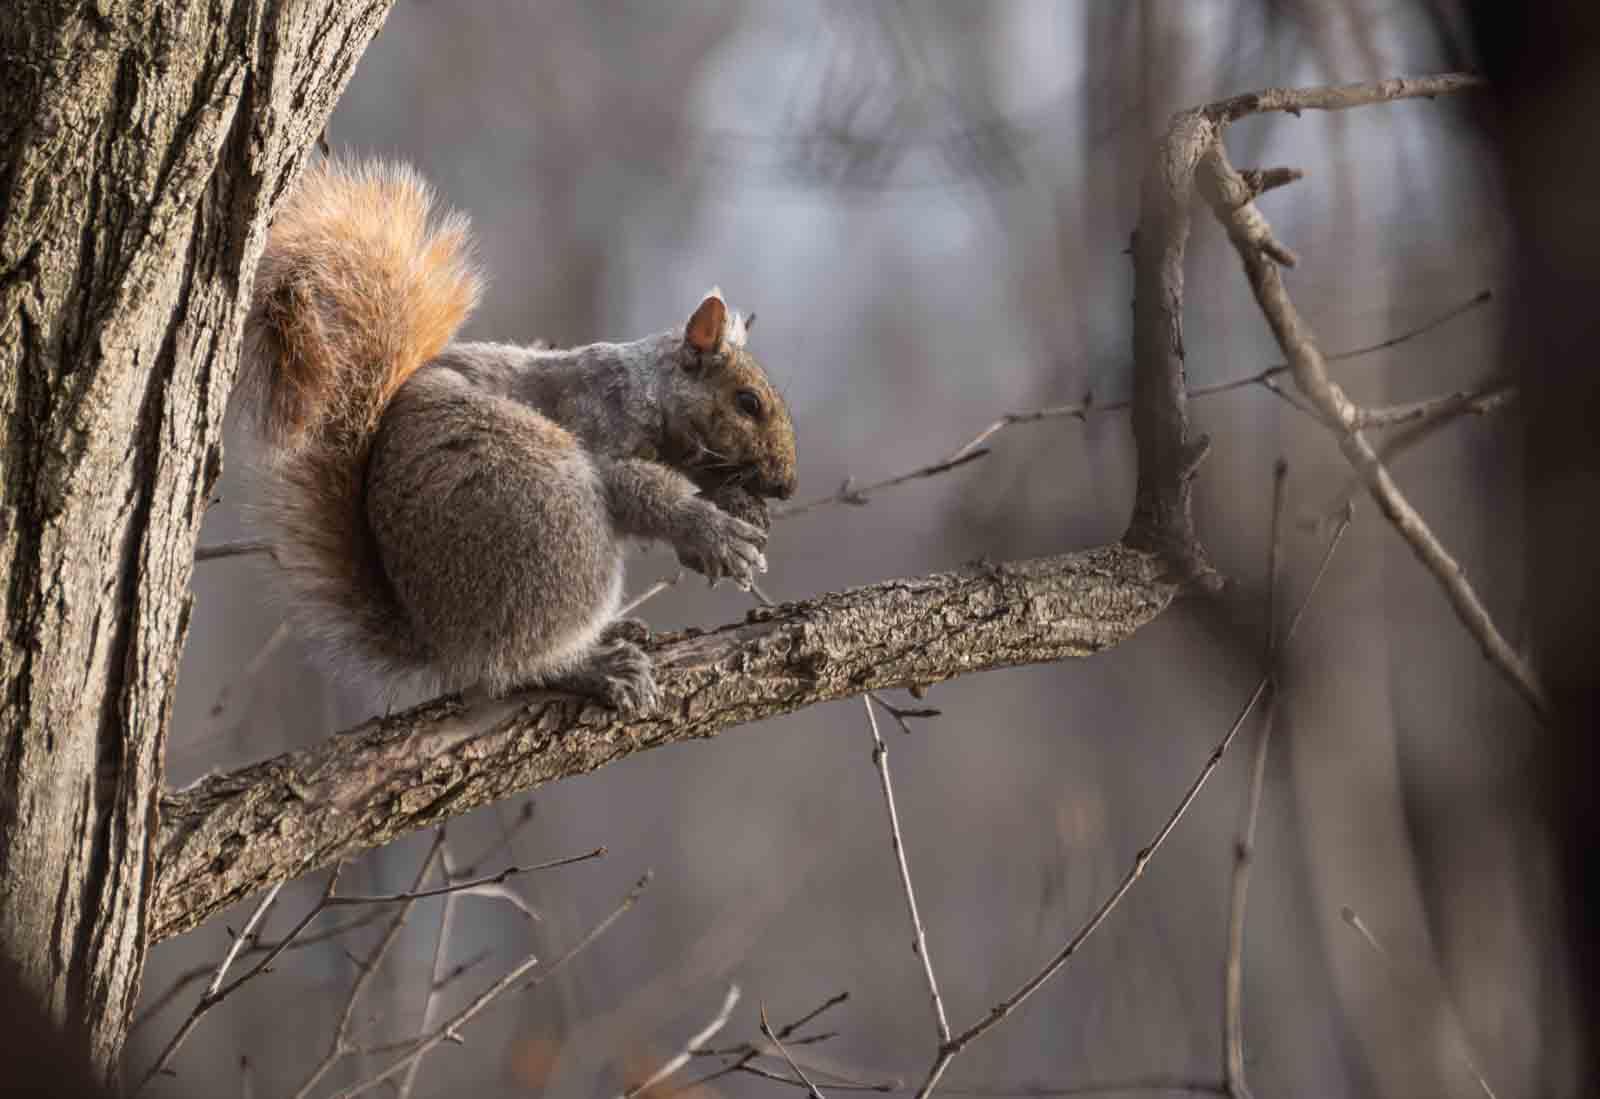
[0, 0, 392, 1079]
[153, 545, 1178, 942]
[1125, 109, 1217, 582]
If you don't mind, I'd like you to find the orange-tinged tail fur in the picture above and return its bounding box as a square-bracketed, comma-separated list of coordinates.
[242, 159, 482, 677]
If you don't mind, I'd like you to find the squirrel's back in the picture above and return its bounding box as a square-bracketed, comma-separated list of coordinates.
[242, 160, 482, 677]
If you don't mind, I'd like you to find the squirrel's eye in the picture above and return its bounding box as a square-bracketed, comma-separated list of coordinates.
[735, 388, 763, 420]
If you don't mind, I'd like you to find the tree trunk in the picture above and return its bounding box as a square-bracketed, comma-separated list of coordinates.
[0, 0, 391, 1082]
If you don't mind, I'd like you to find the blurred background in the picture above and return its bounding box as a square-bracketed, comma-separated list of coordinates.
[135, 2, 1572, 1096]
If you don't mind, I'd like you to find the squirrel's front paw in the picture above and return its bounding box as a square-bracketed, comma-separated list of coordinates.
[672, 498, 768, 589]
[562, 640, 659, 713]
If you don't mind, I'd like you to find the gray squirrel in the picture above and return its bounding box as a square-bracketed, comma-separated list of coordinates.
[240, 159, 796, 709]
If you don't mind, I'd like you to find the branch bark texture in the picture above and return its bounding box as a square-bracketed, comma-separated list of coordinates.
[153, 545, 1177, 941]
[0, 0, 392, 1076]
[1126, 110, 1216, 579]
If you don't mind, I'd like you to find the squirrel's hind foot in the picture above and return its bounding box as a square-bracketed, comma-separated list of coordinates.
[558, 639, 660, 714]
[598, 617, 652, 646]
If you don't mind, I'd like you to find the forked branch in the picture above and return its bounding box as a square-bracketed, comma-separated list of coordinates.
[1197, 139, 1546, 720]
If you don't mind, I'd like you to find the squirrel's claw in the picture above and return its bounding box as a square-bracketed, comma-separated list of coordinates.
[561, 640, 659, 714]
[673, 498, 768, 589]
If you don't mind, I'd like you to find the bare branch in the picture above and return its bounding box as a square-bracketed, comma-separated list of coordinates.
[396, 841, 461, 1099]
[1222, 459, 1290, 1099]
[762, 1004, 829, 1098]
[914, 509, 1352, 1098]
[332, 872, 652, 1099]
[621, 984, 741, 1099]
[685, 992, 852, 1090]
[1204, 73, 1486, 124]
[619, 569, 686, 616]
[132, 908, 389, 1031]
[733, 1061, 893, 1093]
[932, 1080, 1224, 1097]
[1339, 906, 1499, 1099]
[193, 538, 275, 563]
[1320, 383, 1518, 522]
[188, 622, 292, 749]
[1198, 141, 1547, 720]
[133, 879, 288, 1092]
[291, 838, 445, 1099]
[1123, 101, 1215, 580]
[868, 692, 941, 735]
[769, 285, 1492, 523]
[1351, 379, 1514, 430]
[863, 696, 951, 1043]
[774, 449, 991, 518]
[325, 847, 605, 907]
[155, 546, 1177, 941]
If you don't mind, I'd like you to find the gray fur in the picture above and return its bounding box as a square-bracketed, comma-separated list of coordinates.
[363, 328, 771, 705]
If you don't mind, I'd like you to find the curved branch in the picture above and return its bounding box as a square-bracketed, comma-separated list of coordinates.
[153, 544, 1178, 941]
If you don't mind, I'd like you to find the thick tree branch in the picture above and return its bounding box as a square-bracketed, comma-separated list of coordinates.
[153, 545, 1177, 941]
[1125, 106, 1217, 580]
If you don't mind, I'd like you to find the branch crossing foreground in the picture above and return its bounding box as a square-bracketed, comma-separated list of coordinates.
[155, 546, 1176, 941]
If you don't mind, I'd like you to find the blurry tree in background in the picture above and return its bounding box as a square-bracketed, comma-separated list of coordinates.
[2, 2, 1596, 1097]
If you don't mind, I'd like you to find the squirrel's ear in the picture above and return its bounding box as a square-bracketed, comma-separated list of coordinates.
[685, 291, 727, 353]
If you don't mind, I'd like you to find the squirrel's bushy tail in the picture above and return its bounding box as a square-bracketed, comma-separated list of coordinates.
[242, 159, 482, 676]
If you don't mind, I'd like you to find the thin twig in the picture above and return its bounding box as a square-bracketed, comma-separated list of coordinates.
[1339, 906, 1499, 1099]
[430, 947, 492, 994]
[185, 621, 292, 749]
[1198, 140, 1547, 721]
[396, 841, 462, 1099]
[933, 1080, 1225, 1097]
[762, 1004, 828, 1098]
[1222, 459, 1290, 1099]
[619, 570, 685, 616]
[325, 847, 605, 906]
[1321, 383, 1518, 520]
[134, 879, 288, 1092]
[914, 509, 1352, 1098]
[682, 992, 851, 1090]
[453, 798, 538, 877]
[775, 449, 991, 518]
[868, 692, 941, 735]
[621, 984, 742, 1099]
[1351, 379, 1514, 430]
[733, 1062, 893, 1092]
[333, 872, 653, 1099]
[132, 908, 390, 1031]
[863, 696, 951, 1043]
[291, 837, 446, 1099]
[194, 538, 275, 562]
[771, 290, 1492, 521]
